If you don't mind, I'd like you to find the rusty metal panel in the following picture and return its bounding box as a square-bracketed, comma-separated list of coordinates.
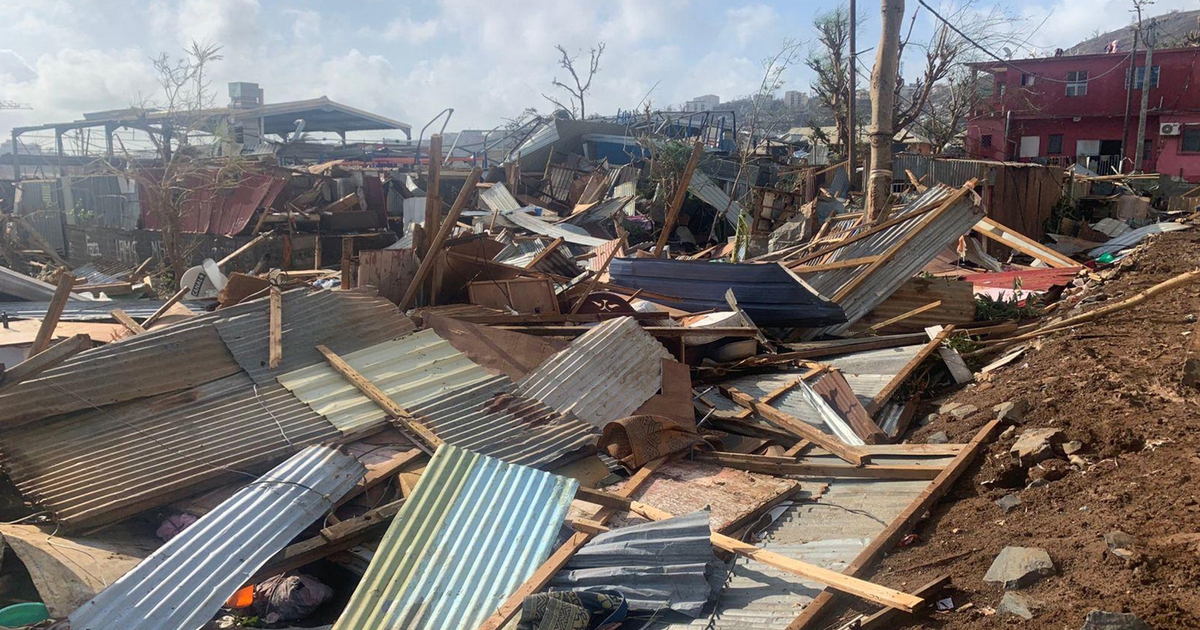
[215, 288, 415, 385]
[514, 316, 673, 427]
[69, 445, 363, 630]
[0, 372, 339, 530]
[332, 444, 576, 630]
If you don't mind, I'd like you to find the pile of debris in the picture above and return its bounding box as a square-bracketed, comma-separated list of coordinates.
[1, 126, 1198, 630]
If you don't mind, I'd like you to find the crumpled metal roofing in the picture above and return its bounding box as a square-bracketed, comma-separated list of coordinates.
[796, 184, 984, 337]
[654, 454, 956, 629]
[332, 443, 577, 630]
[550, 510, 716, 616]
[699, 372, 866, 446]
[70, 445, 363, 630]
[277, 329, 498, 437]
[405, 376, 598, 469]
[558, 195, 636, 227]
[478, 182, 523, 213]
[0, 372, 338, 530]
[215, 288, 415, 385]
[139, 171, 288, 236]
[514, 316, 673, 427]
[503, 246, 584, 278]
[1088, 221, 1189, 258]
[71, 258, 134, 286]
[689, 171, 746, 227]
[823, 344, 926, 409]
[503, 208, 611, 247]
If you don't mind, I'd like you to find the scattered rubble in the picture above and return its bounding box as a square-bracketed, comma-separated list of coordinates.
[983, 547, 1056, 589]
[997, 591, 1039, 620]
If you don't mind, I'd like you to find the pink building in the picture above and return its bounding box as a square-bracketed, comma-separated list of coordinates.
[966, 48, 1200, 181]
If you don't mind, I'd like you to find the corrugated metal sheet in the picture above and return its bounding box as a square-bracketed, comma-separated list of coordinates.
[332, 443, 577, 630]
[699, 372, 865, 446]
[70, 445, 364, 630]
[550, 510, 716, 616]
[478, 183, 523, 213]
[277, 329, 497, 437]
[796, 184, 984, 337]
[0, 372, 339, 530]
[0, 265, 91, 302]
[215, 288, 416, 385]
[405, 376, 598, 469]
[504, 208, 611, 247]
[609, 258, 846, 327]
[655, 454, 954, 629]
[140, 171, 288, 236]
[514, 317, 673, 427]
[0, 299, 189, 321]
[505, 246, 583, 278]
[824, 344, 925, 409]
[558, 195, 635, 227]
[71, 258, 133, 285]
[689, 172, 746, 226]
[1088, 221, 1189, 257]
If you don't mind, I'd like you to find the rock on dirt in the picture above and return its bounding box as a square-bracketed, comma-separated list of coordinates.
[927, 431, 949, 444]
[984, 546, 1055, 589]
[996, 493, 1022, 513]
[998, 591, 1039, 620]
[947, 404, 978, 421]
[1080, 610, 1152, 630]
[994, 399, 1029, 423]
[1010, 428, 1066, 466]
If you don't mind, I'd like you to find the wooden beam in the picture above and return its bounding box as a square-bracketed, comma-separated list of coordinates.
[852, 575, 951, 630]
[786, 191, 958, 267]
[475, 457, 667, 630]
[335, 448, 423, 509]
[653, 140, 704, 257]
[971, 216, 1077, 269]
[422, 133, 443, 256]
[399, 166, 483, 310]
[143, 231, 274, 328]
[73, 281, 133, 295]
[29, 273, 75, 355]
[626, 499, 924, 613]
[791, 255, 881, 274]
[867, 324, 956, 415]
[732, 369, 822, 420]
[860, 300, 943, 335]
[0, 333, 90, 392]
[316, 345, 441, 451]
[524, 237, 564, 270]
[723, 386, 868, 466]
[252, 499, 405, 582]
[340, 236, 356, 290]
[268, 286, 283, 369]
[498, 325, 760, 338]
[784, 419, 1003, 629]
[110, 309, 146, 335]
[692, 451, 941, 480]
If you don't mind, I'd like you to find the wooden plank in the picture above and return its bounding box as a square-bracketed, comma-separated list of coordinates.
[0, 334, 90, 392]
[732, 370, 820, 420]
[498, 326, 760, 338]
[860, 300, 943, 335]
[927, 325, 972, 384]
[626, 499, 924, 613]
[251, 499, 405, 582]
[29, 273, 76, 355]
[340, 236, 356, 290]
[905, 169, 928, 192]
[335, 448, 423, 509]
[692, 452, 941, 480]
[812, 369, 887, 444]
[784, 418, 1003, 629]
[569, 240, 622, 315]
[268, 286, 283, 369]
[110, 309, 146, 335]
[867, 325, 956, 415]
[723, 386, 868, 466]
[852, 575, 951, 630]
[422, 133, 443, 256]
[475, 457, 667, 630]
[143, 231, 274, 328]
[316, 345, 441, 451]
[73, 281, 133, 295]
[972, 216, 1077, 268]
[523, 237, 564, 270]
[791, 255, 881, 274]
[399, 167, 482, 310]
[653, 140, 704, 257]
[832, 184, 974, 302]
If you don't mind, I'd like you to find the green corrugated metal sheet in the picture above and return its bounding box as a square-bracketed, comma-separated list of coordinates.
[332, 444, 577, 630]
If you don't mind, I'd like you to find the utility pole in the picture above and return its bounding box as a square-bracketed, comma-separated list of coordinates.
[1134, 17, 1155, 173]
[865, 0, 906, 222]
[1121, 5, 1142, 173]
[847, 0, 857, 192]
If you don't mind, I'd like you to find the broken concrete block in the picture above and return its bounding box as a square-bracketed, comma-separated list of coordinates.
[947, 404, 977, 420]
[1010, 428, 1066, 466]
[927, 431, 949, 444]
[1080, 610, 1152, 630]
[984, 546, 1055, 589]
[994, 399, 1029, 423]
[998, 591, 1038, 620]
[938, 401, 965, 415]
[996, 493, 1022, 514]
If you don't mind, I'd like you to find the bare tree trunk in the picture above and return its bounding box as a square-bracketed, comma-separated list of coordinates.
[866, 0, 905, 223]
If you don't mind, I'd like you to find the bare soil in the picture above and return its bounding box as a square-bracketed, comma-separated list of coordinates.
[843, 230, 1200, 629]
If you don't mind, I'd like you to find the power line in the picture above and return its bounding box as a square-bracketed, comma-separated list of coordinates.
[915, 0, 1135, 84]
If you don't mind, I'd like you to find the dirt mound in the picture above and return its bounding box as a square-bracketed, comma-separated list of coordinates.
[849, 230, 1200, 629]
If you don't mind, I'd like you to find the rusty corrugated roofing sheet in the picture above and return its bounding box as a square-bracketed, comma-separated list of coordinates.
[277, 329, 498, 437]
[69, 445, 363, 630]
[0, 372, 338, 530]
[332, 444, 576, 630]
[514, 316, 673, 427]
[406, 376, 597, 469]
[139, 171, 287, 236]
[215, 288, 415, 385]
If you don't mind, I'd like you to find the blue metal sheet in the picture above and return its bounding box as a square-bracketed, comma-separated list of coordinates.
[609, 258, 846, 326]
[333, 444, 577, 630]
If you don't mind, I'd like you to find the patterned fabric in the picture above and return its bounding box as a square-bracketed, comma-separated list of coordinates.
[599, 414, 708, 470]
[518, 590, 627, 630]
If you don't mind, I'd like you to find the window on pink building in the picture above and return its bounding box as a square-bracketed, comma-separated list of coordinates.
[1066, 71, 1088, 97]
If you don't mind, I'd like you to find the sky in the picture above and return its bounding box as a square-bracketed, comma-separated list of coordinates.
[2, 0, 1198, 147]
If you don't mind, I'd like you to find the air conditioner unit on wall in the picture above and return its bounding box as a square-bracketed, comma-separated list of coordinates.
[1160, 122, 1182, 136]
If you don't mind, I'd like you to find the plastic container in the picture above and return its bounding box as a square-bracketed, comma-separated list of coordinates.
[0, 602, 49, 628]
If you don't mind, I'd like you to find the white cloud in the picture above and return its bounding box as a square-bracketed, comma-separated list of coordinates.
[285, 9, 321, 40]
[1019, 0, 1200, 51]
[379, 15, 440, 44]
[725, 4, 782, 47]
